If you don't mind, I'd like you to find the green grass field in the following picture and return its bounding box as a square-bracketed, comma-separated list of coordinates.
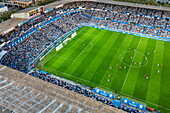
[36, 26, 170, 112]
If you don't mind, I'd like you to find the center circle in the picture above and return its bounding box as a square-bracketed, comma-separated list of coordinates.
[119, 51, 148, 68]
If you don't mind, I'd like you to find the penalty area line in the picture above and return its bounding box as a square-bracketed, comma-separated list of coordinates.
[54, 55, 74, 61]
[73, 34, 98, 62]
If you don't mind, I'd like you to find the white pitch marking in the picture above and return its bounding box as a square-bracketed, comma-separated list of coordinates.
[120, 38, 142, 93]
[73, 35, 98, 61]
[42, 66, 170, 111]
[54, 55, 74, 61]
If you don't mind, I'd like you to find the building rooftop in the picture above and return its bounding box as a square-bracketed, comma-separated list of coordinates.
[0, 18, 26, 35]
[0, 0, 170, 35]
[0, 64, 122, 113]
[17, 6, 40, 13]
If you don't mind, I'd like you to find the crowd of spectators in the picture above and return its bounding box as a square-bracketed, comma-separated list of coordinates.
[1, 1, 169, 43]
[0, 2, 168, 112]
[0, 1, 170, 73]
[29, 70, 143, 113]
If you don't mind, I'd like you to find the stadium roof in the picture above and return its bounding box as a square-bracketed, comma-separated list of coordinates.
[0, 18, 26, 35]
[0, 64, 122, 113]
[40, 0, 170, 12]
[16, 6, 40, 13]
[71, 0, 170, 11]
[0, 0, 169, 35]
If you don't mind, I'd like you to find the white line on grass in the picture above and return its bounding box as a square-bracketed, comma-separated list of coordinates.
[41, 27, 87, 66]
[120, 38, 142, 93]
[54, 55, 74, 61]
[119, 51, 148, 68]
[42, 66, 170, 111]
[67, 39, 81, 50]
[77, 26, 86, 35]
[66, 27, 87, 49]
[42, 53, 58, 66]
[83, 42, 93, 52]
[73, 35, 98, 61]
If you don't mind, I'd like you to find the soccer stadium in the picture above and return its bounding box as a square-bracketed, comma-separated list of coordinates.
[0, 0, 170, 113]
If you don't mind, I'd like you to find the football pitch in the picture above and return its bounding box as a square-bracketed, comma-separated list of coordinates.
[36, 26, 170, 112]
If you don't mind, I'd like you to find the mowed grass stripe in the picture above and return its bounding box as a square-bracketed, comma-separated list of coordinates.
[99, 34, 134, 89]
[110, 36, 140, 92]
[133, 39, 156, 101]
[55, 26, 89, 56]
[55, 28, 100, 72]
[75, 31, 118, 82]
[79, 31, 120, 84]
[90, 33, 127, 84]
[159, 42, 170, 112]
[80, 32, 120, 82]
[41, 27, 93, 68]
[71, 30, 113, 79]
[48, 27, 97, 69]
[58, 27, 97, 59]
[37, 27, 170, 112]
[121, 37, 148, 95]
[90, 34, 125, 84]
[145, 40, 164, 110]
[64, 29, 107, 78]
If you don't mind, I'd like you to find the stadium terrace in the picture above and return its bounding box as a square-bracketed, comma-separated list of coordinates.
[0, 1, 170, 113]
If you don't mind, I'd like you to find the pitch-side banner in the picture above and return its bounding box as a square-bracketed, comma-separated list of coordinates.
[93, 88, 114, 99]
[122, 98, 146, 110]
[56, 43, 63, 51]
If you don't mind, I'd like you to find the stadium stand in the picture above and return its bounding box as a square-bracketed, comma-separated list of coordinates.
[0, 65, 123, 113]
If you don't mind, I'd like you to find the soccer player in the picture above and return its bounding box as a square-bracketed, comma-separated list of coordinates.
[154, 51, 156, 53]
[158, 70, 160, 73]
[145, 57, 147, 60]
[157, 64, 159, 67]
[110, 67, 112, 69]
[131, 57, 132, 59]
[124, 66, 126, 69]
[146, 76, 148, 79]
[148, 52, 149, 55]
[139, 62, 141, 65]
